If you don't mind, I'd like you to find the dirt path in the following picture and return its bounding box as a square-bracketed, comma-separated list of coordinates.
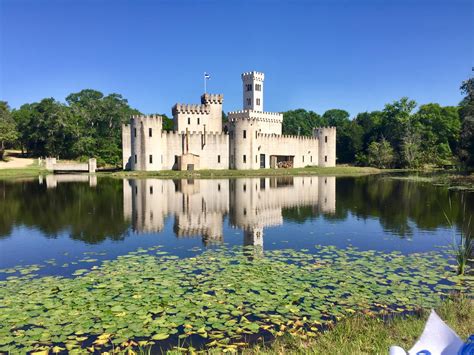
[0, 151, 35, 169]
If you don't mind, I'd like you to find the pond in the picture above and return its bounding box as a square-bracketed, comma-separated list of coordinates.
[0, 174, 472, 352]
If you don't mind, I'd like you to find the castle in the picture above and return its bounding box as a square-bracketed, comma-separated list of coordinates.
[122, 71, 336, 171]
[123, 176, 336, 247]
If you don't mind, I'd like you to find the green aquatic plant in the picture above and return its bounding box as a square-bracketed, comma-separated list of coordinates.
[444, 195, 473, 275]
[0, 245, 470, 353]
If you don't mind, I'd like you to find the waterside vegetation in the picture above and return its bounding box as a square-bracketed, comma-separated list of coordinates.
[1, 76, 473, 169]
[0, 245, 471, 353]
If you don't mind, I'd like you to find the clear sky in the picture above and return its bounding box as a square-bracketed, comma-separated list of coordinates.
[1, 0, 472, 117]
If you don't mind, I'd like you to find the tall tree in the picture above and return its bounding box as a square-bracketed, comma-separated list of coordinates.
[459, 78, 474, 167]
[282, 109, 326, 136]
[367, 138, 395, 168]
[0, 102, 18, 160]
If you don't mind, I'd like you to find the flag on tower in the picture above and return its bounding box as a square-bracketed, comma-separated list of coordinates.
[204, 72, 210, 80]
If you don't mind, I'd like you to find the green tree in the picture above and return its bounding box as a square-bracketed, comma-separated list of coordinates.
[282, 109, 326, 136]
[0, 102, 18, 160]
[380, 98, 417, 164]
[459, 78, 474, 167]
[66, 89, 140, 165]
[12, 99, 74, 157]
[322, 109, 363, 163]
[367, 138, 395, 168]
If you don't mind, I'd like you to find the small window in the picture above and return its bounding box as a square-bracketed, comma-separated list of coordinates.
[325, 136, 328, 143]
[217, 155, 221, 163]
[243, 130, 247, 139]
[256, 98, 260, 106]
[188, 117, 191, 124]
[246, 98, 251, 106]
[243, 184, 246, 192]
[311, 156, 313, 163]
[255, 131, 258, 139]
[197, 117, 200, 125]
[149, 155, 153, 164]
[134, 128, 137, 137]
[149, 128, 152, 137]
[302, 156, 304, 163]
[134, 155, 137, 164]
[243, 155, 246, 163]
[325, 155, 328, 162]
[255, 155, 258, 163]
[150, 186, 153, 195]
[246, 84, 252, 91]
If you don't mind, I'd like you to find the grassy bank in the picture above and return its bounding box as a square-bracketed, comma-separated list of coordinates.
[0, 166, 47, 179]
[240, 295, 473, 354]
[106, 165, 381, 179]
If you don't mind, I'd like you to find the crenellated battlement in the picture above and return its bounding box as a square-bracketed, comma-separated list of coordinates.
[130, 114, 163, 124]
[241, 71, 264, 82]
[257, 133, 320, 141]
[162, 130, 229, 138]
[172, 103, 211, 115]
[228, 110, 283, 123]
[122, 71, 336, 171]
[201, 93, 224, 105]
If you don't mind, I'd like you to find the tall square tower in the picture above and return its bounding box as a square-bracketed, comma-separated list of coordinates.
[242, 71, 264, 111]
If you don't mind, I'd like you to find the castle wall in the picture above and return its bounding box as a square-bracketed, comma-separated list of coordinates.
[162, 131, 229, 171]
[173, 110, 211, 133]
[256, 133, 320, 168]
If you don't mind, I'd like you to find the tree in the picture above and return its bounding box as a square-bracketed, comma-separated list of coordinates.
[0, 102, 18, 160]
[380, 98, 417, 164]
[367, 138, 395, 168]
[321, 109, 364, 163]
[459, 78, 474, 167]
[401, 126, 421, 168]
[66, 89, 140, 165]
[282, 109, 326, 136]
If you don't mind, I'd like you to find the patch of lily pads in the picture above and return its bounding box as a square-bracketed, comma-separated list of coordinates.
[0, 245, 471, 353]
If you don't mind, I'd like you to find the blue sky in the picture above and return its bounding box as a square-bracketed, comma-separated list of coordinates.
[1, 0, 472, 117]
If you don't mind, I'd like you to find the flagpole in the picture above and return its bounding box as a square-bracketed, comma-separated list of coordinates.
[204, 72, 206, 93]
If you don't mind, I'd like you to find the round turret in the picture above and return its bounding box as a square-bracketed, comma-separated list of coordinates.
[314, 127, 336, 167]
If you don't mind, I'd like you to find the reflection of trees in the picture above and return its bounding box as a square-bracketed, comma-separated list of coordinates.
[282, 176, 473, 238]
[0, 179, 130, 243]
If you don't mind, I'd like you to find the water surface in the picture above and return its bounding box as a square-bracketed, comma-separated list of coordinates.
[1, 174, 471, 278]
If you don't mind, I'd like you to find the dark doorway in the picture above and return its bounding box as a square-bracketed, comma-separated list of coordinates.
[260, 154, 265, 168]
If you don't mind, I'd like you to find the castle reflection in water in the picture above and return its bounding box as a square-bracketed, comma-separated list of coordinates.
[123, 176, 336, 248]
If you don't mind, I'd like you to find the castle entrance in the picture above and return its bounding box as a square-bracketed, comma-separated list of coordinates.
[270, 155, 294, 169]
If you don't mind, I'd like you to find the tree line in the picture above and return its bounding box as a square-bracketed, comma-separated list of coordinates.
[282, 78, 474, 168]
[0, 79, 473, 168]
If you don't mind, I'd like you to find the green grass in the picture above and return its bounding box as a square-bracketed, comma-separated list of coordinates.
[0, 166, 47, 179]
[240, 295, 473, 355]
[106, 166, 381, 179]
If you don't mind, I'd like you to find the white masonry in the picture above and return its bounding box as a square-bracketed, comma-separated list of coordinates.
[122, 71, 336, 171]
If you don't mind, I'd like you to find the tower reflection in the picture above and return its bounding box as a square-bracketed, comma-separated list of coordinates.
[124, 176, 336, 249]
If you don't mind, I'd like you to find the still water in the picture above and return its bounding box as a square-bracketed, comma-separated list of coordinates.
[0, 174, 471, 278]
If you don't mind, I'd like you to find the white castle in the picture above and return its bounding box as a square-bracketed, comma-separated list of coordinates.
[122, 71, 336, 171]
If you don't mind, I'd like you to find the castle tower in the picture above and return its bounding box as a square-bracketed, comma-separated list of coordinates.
[242, 71, 264, 111]
[228, 117, 259, 169]
[201, 94, 223, 132]
[130, 115, 163, 171]
[314, 127, 336, 167]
